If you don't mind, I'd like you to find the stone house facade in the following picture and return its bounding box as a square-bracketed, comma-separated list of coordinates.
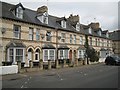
[0, 2, 112, 66]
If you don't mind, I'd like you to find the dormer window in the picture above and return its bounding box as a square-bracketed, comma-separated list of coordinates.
[61, 20, 66, 28]
[98, 30, 101, 36]
[89, 28, 92, 34]
[106, 32, 109, 38]
[16, 6, 23, 19]
[10, 3, 25, 19]
[76, 22, 80, 31]
[37, 12, 48, 24]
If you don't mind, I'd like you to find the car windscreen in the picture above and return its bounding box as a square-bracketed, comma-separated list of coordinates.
[112, 56, 120, 60]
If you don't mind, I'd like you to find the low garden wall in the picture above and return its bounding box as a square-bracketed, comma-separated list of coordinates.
[0, 65, 18, 75]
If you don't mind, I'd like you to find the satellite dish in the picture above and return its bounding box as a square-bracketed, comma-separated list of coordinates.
[1, 27, 6, 34]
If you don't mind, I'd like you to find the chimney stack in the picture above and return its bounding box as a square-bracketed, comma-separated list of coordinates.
[68, 14, 80, 24]
[37, 6, 48, 14]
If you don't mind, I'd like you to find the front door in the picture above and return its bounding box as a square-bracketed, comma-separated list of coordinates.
[35, 52, 39, 61]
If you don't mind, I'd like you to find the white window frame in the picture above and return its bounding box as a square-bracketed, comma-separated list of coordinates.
[16, 6, 23, 19]
[7, 48, 25, 64]
[36, 29, 40, 41]
[59, 50, 69, 59]
[43, 49, 55, 62]
[74, 35, 76, 44]
[13, 25, 21, 39]
[70, 34, 72, 44]
[76, 22, 80, 31]
[46, 31, 52, 41]
[89, 28, 92, 34]
[29, 27, 34, 40]
[78, 50, 85, 59]
[80, 36, 83, 45]
[98, 30, 101, 36]
[61, 33, 66, 43]
[61, 20, 66, 28]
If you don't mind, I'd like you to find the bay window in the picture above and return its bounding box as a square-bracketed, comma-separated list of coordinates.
[8, 48, 25, 64]
[43, 49, 55, 62]
[78, 50, 85, 59]
[59, 50, 68, 59]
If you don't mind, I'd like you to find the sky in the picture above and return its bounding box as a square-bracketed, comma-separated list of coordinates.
[1, 0, 119, 31]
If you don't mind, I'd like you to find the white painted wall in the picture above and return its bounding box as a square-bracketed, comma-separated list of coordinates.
[0, 65, 18, 75]
[99, 58, 106, 63]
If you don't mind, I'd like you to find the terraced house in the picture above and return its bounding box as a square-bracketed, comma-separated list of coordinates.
[0, 1, 113, 67]
[109, 30, 120, 57]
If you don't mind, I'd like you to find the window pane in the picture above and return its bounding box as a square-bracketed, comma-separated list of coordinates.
[46, 32, 51, 41]
[49, 50, 54, 60]
[9, 49, 13, 55]
[16, 49, 23, 62]
[16, 49, 23, 55]
[64, 50, 68, 59]
[44, 50, 48, 61]
[14, 25, 21, 39]
[60, 50, 63, 59]
[29, 28, 34, 40]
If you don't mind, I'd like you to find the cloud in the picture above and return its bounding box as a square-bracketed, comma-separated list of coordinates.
[1, 0, 118, 31]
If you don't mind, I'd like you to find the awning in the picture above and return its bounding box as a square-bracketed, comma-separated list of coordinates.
[58, 45, 69, 50]
[42, 44, 55, 49]
[6, 41, 26, 48]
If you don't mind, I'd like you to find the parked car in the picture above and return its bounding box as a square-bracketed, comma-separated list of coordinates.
[105, 55, 120, 65]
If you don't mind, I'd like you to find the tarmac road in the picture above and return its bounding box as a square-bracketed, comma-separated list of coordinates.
[2, 63, 119, 88]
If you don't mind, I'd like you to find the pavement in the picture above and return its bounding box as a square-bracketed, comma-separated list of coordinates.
[1, 63, 120, 88]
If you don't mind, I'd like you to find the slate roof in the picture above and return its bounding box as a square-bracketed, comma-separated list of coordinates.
[0, 1, 110, 40]
[6, 41, 26, 48]
[58, 45, 70, 50]
[109, 30, 120, 41]
[42, 44, 55, 49]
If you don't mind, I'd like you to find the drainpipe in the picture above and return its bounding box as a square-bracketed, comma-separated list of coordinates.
[55, 28, 59, 69]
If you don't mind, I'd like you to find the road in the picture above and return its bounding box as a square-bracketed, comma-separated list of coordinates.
[2, 63, 119, 88]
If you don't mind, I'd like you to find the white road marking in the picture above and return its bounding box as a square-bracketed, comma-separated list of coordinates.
[56, 72, 63, 81]
[21, 85, 24, 88]
[60, 78, 63, 80]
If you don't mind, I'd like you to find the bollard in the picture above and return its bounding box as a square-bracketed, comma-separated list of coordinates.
[63, 59, 66, 68]
[29, 61, 33, 68]
[55, 59, 59, 69]
[75, 58, 78, 66]
[17, 61, 21, 73]
[48, 60, 51, 69]
[39, 59, 43, 70]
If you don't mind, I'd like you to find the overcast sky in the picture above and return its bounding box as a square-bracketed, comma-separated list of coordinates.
[1, 0, 119, 31]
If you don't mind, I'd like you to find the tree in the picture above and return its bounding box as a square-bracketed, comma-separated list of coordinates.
[84, 35, 99, 63]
